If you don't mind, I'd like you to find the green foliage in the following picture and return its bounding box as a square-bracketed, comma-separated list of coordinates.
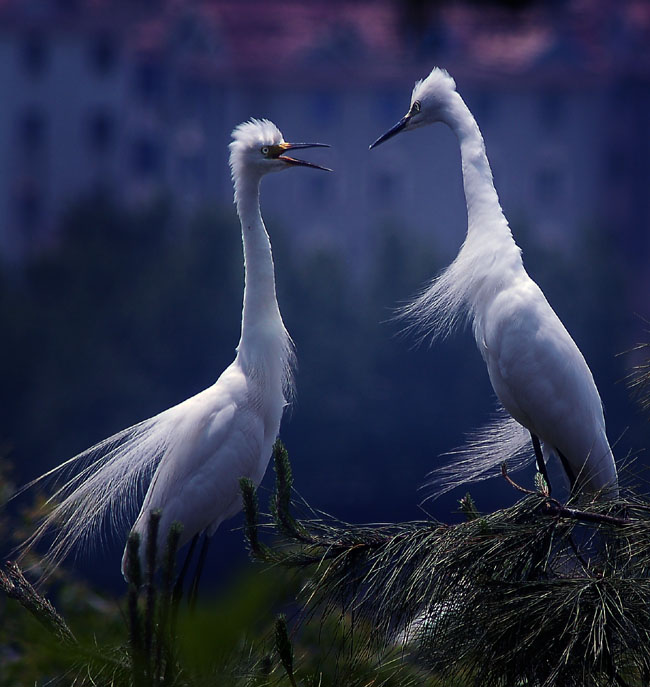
[243, 445, 650, 687]
[271, 441, 311, 544]
[5, 446, 650, 685]
[0, 566, 125, 685]
[274, 615, 297, 687]
[1, 471, 432, 686]
[240, 476, 273, 561]
[458, 492, 479, 521]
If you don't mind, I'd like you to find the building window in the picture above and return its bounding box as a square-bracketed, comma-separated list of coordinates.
[18, 108, 46, 154]
[89, 32, 117, 77]
[21, 31, 48, 78]
[87, 109, 115, 154]
[132, 137, 161, 177]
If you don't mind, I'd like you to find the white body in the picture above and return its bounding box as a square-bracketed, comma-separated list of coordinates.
[125, 122, 293, 569]
[20, 120, 301, 577]
[124, 344, 285, 570]
[470, 216, 616, 492]
[378, 69, 618, 495]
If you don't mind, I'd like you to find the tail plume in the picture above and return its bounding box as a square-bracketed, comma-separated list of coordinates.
[13, 408, 179, 578]
[423, 410, 534, 500]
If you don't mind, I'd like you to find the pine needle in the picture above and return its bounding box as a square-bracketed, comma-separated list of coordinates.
[246, 447, 650, 686]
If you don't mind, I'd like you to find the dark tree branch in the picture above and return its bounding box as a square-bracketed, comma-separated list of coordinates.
[0, 561, 75, 644]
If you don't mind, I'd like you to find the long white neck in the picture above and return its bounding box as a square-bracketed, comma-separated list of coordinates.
[439, 91, 525, 321]
[233, 170, 292, 395]
[235, 174, 282, 333]
[401, 92, 524, 341]
[442, 91, 518, 251]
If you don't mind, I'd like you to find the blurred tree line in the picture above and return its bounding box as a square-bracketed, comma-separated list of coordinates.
[0, 191, 645, 590]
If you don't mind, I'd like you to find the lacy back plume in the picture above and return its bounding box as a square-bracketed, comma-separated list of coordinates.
[397, 247, 476, 344]
[423, 410, 534, 500]
[14, 408, 180, 578]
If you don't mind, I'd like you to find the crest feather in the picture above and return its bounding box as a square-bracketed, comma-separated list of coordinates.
[411, 67, 456, 105]
[230, 118, 283, 153]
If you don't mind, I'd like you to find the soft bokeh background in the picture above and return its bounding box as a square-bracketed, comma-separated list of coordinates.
[0, 0, 648, 591]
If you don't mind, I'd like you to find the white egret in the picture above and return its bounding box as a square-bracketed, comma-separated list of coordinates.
[18, 119, 330, 581]
[370, 68, 618, 497]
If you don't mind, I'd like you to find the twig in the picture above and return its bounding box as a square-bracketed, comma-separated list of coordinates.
[501, 464, 631, 527]
[0, 561, 75, 644]
[501, 463, 537, 495]
[540, 500, 631, 527]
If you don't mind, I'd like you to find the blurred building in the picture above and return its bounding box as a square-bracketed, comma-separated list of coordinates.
[0, 0, 648, 293]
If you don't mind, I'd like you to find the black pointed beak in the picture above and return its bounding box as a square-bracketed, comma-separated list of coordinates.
[278, 142, 332, 171]
[369, 115, 410, 150]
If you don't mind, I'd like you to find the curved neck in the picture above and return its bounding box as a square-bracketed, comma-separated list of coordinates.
[430, 90, 524, 330]
[235, 172, 283, 349]
[441, 92, 510, 240]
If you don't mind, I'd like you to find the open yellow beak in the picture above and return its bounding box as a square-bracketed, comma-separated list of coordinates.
[271, 142, 332, 171]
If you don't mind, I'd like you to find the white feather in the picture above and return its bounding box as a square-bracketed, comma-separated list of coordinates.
[381, 67, 618, 497]
[17, 403, 185, 570]
[424, 410, 533, 499]
[16, 118, 306, 578]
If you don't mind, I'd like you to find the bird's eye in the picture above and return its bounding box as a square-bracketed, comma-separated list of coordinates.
[411, 100, 421, 114]
[261, 146, 270, 155]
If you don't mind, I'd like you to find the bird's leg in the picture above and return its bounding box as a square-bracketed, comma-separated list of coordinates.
[188, 533, 210, 611]
[172, 533, 199, 606]
[531, 433, 552, 495]
[557, 448, 577, 495]
[169, 533, 199, 637]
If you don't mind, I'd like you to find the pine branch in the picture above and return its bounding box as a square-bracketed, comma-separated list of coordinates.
[274, 614, 298, 687]
[540, 499, 631, 526]
[458, 492, 479, 521]
[240, 476, 278, 563]
[0, 561, 75, 644]
[271, 440, 313, 543]
[246, 445, 650, 687]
